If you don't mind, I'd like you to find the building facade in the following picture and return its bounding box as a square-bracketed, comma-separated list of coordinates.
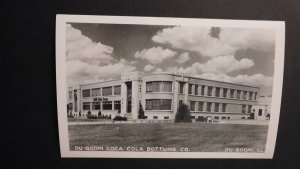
[67, 72, 260, 121]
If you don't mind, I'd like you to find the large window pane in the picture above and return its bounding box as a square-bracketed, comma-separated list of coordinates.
[114, 85, 121, 95]
[163, 81, 172, 92]
[102, 101, 112, 110]
[82, 89, 90, 98]
[83, 102, 90, 110]
[102, 87, 112, 96]
[92, 102, 101, 110]
[92, 88, 100, 97]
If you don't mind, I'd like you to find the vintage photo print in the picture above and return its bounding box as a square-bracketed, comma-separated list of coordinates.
[56, 15, 285, 158]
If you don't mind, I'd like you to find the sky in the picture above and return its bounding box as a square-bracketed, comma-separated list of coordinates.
[66, 23, 275, 95]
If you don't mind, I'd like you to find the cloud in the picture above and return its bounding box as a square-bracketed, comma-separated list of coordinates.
[175, 52, 191, 63]
[154, 68, 163, 72]
[66, 24, 114, 65]
[144, 64, 155, 71]
[166, 55, 254, 74]
[134, 47, 177, 64]
[195, 73, 273, 87]
[152, 26, 275, 57]
[67, 59, 136, 86]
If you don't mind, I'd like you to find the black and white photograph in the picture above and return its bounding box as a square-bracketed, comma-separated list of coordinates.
[56, 15, 285, 158]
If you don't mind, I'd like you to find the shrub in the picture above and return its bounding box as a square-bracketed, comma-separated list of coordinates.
[175, 103, 192, 123]
[249, 112, 255, 120]
[67, 114, 74, 118]
[98, 111, 102, 117]
[138, 103, 146, 119]
[113, 116, 127, 121]
[87, 114, 98, 119]
[195, 116, 206, 122]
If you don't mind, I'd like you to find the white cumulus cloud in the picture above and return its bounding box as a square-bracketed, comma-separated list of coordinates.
[152, 26, 275, 57]
[166, 55, 254, 74]
[66, 24, 114, 65]
[134, 47, 177, 64]
[144, 64, 155, 71]
[175, 52, 191, 64]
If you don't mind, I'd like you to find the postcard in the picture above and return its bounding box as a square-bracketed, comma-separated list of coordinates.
[56, 14, 285, 158]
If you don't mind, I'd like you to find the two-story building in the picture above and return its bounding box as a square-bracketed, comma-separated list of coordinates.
[67, 71, 260, 121]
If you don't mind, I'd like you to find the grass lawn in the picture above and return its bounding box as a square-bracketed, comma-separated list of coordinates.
[68, 123, 268, 152]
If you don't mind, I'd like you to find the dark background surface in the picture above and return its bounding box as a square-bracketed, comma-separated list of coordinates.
[3, 0, 300, 169]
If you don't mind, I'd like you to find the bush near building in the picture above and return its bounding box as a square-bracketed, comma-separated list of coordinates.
[113, 116, 127, 121]
[138, 103, 147, 119]
[175, 103, 192, 123]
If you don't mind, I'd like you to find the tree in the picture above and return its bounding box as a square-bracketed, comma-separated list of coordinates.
[175, 103, 192, 123]
[138, 103, 145, 119]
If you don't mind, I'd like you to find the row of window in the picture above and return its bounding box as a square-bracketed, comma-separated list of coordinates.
[145, 99, 172, 110]
[82, 101, 121, 110]
[182, 83, 257, 101]
[79, 85, 121, 98]
[188, 101, 252, 114]
[146, 81, 172, 93]
[189, 101, 227, 112]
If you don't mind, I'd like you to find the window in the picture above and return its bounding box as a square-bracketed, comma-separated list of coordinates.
[146, 99, 172, 110]
[215, 87, 220, 97]
[249, 92, 253, 100]
[114, 86, 121, 95]
[222, 103, 227, 112]
[69, 91, 72, 99]
[214, 116, 219, 119]
[242, 105, 246, 113]
[102, 87, 112, 96]
[207, 86, 213, 96]
[198, 102, 204, 111]
[163, 81, 172, 92]
[146, 81, 172, 92]
[248, 105, 252, 113]
[83, 102, 90, 110]
[92, 102, 101, 110]
[230, 89, 235, 98]
[102, 101, 112, 110]
[152, 82, 161, 92]
[195, 85, 198, 95]
[92, 88, 101, 97]
[188, 84, 193, 94]
[164, 116, 169, 119]
[68, 103, 73, 110]
[178, 100, 183, 108]
[222, 116, 226, 119]
[215, 103, 219, 112]
[258, 109, 263, 116]
[223, 88, 227, 97]
[243, 91, 247, 99]
[201, 86, 205, 95]
[254, 92, 257, 100]
[114, 101, 121, 111]
[179, 82, 184, 94]
[82, 89, 90, 97]
[237, 90, 241, 99]
[153, 116, 158, 119]
[207, 102, 212, 112]
[190, 101, 196, 111]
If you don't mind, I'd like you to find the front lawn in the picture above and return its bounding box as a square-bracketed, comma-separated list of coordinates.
[68, 123, 268, 152]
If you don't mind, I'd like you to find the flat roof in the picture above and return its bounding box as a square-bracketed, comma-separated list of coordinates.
[144, 72, 260, 89]
[69, 72, 260, 89]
